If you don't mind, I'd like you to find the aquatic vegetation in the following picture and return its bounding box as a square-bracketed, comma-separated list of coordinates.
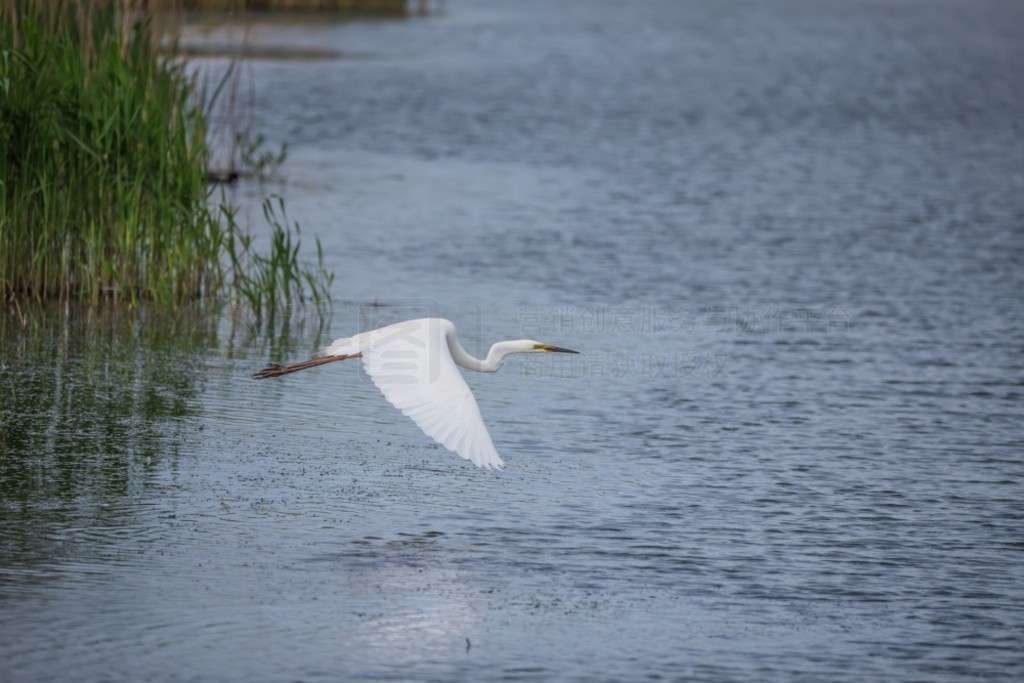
[227, 196, 335, 313]
[0, 0, 332, 314]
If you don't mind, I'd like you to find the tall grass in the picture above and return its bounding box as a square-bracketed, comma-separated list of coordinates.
[0, 0, 331, 313]
[227, 196, 333, 314]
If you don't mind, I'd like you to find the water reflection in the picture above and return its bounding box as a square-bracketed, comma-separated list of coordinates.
[0, 301, 329, 581]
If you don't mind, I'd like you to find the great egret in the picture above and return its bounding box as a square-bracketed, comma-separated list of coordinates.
[254, 318, 578, 469]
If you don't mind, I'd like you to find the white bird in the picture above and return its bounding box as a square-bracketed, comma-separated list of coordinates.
[254, 318, 578, 469]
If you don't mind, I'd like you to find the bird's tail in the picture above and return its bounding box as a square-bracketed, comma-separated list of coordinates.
[253, 353, 361, 379]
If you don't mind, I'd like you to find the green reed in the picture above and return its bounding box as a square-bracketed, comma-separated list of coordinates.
[0, 0, 332, 314]
[226, 196, 334, 313]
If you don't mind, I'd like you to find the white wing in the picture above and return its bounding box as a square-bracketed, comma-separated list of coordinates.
[360, 319, 504, 470]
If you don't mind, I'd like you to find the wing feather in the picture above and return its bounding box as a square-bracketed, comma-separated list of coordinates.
[360, 319, 504, 469]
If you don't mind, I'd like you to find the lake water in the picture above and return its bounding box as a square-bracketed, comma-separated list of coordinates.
[3, 0, 1024, 680]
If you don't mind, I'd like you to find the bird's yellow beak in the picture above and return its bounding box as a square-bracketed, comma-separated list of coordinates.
[534, 343, 579, 354]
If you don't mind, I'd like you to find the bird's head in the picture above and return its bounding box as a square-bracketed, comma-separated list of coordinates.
[483, 339, 580, 372]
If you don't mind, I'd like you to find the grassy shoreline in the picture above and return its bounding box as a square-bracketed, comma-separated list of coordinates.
[0, 0, 332, 313]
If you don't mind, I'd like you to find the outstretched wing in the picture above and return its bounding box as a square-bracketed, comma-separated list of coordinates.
[360, 319, 504, 470]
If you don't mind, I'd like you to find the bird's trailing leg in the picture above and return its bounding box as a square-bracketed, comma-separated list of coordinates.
[253, 353, 361, 379]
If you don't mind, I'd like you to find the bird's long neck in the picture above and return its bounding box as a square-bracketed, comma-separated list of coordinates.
[447, 333, 518, 373]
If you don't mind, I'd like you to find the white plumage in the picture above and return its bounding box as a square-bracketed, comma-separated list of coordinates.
[254, 318, 578, 469]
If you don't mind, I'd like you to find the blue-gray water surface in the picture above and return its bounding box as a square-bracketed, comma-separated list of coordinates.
[2, 0, 1023, 680]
